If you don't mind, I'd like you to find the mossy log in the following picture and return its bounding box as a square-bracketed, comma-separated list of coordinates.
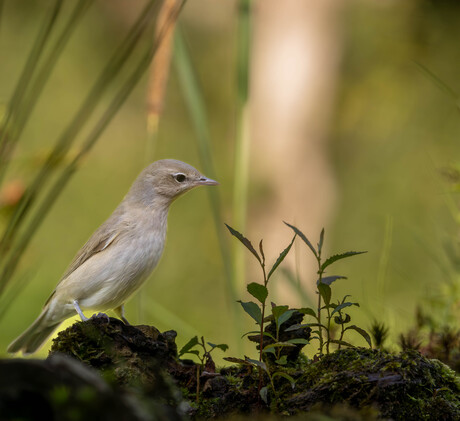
[1, 316, 459, 420]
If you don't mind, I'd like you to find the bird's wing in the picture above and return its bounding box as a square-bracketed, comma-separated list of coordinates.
[44, 219, 128, 307]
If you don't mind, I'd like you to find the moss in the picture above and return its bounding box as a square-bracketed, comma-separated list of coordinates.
[286, 348, 460, 420]
[47, 318, 459, 420]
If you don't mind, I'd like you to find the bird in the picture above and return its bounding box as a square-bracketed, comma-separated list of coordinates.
[7, 159, 218, 354]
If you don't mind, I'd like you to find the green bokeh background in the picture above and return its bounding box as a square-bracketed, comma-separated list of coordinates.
[1, 0, 459, 360]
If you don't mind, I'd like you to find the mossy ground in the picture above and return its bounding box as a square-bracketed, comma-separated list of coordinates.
[44, 317, 460, 420]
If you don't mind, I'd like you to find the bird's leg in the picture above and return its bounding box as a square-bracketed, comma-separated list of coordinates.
[73, 300, 88, 321]
[114, 304, 130, 325]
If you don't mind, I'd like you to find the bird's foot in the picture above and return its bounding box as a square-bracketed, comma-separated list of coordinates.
[90, 312, 110, 323]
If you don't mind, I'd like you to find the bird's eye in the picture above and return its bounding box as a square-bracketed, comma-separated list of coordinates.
[174, 173, 186, 183]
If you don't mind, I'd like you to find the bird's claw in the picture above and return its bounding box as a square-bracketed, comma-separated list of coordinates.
[90, 312, 110, 323]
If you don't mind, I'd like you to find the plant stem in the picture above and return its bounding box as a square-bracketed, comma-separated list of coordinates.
[339, 320, 345, 350]
[317, 253, 324, 355]
[317, 290, 323, 355]
[258, 264, 267, 392]
[325, 305, 331, 354]
[259, 264, 268, 361]
[196, 364, 200, 403]
[233, 0, 251, 303]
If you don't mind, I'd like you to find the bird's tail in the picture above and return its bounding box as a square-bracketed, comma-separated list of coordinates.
[7, 307, 61, 355]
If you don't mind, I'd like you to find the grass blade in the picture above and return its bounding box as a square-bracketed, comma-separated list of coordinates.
[0, 0, 93, 181]
[0, 0, 64, 177]
[174, 27, 236, 303]
[0, 0, 160, 262]
[232, 0, 252, 299]
[413, 61, 458, 100]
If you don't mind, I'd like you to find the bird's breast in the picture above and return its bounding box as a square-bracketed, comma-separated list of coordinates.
[70, 214, 168, 310]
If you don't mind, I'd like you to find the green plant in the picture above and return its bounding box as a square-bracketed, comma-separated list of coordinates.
[224, 224, 300, 401]
[370, 320, 389, 349]
[225, 224, 297, 363]
[284, 222, 371, 356]
[178, 336, 228, 402]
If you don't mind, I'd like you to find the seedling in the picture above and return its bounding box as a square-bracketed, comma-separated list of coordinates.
[225, 224, 297, 365]
[284, 222, 371, 355]
[179, 336, 228, 402]
[225, 224, 301, 401]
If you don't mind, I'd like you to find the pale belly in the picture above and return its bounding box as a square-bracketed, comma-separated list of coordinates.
[56, 231, 165, 311]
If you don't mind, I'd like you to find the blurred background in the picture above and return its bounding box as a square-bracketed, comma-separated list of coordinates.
[1, 0, 459, 360]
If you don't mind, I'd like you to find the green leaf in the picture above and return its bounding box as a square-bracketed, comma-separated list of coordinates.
[317, 282, 332, 306]
[247, 282, 268, 304]
[329, 339, 354, 348]
[340, 294, 352, 304]
[331, 302, 359, 316]
[267, 234, 296, 280]
[260, 386, 269, 404]
[272, 371, 296, 388]
[278, 309, 296, 328]
[246, 357, 268, 373]
[286, 338, 309, 345]
[284, 323, 308, 332]
[298, 307, 317, 318]
[345, 325, 372, 348]
[225, 224, 261, 264]
[275, 355, 288, 365]
[334, 313, 351, 324]
[259, 239, 265, 264]
[317, 275, 347, 286]
[179, 336, 199, 356]
[263, 342, 296, 350]
[303, 323, 326, 329]
[284, 222, 317, 258]
[238, 300, 262, 325]
[285, 322, 325, 332]
[271, 305, 289, 320]
[207, 342, 229, 352]
[321, 251, 367, 271]
[318, 228, 325, 255]
[223, 357, 248, 365]
[241, 330, 276, 341]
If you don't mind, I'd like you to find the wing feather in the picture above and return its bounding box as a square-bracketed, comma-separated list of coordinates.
[44, 213, 129, 307]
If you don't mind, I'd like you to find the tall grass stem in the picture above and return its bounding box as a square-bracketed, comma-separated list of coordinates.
[174, 26, 241, 349]
[232, 0, 251, 293]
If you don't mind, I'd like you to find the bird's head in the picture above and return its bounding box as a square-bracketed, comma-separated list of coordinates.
[127, 159, 218, 207]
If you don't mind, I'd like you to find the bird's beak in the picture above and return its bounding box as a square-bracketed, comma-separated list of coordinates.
[198, 176, 219, 186]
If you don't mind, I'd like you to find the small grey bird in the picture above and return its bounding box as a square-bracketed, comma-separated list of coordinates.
[8, 159, 218, 354]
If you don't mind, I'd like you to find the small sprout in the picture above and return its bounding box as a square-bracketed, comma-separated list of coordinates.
[370, 320, 389, 349]
[285, 223, 368, 355]
[399, 330, 422, 351]
[226, 223, 297, 401]
[179, 336, 228, 403]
